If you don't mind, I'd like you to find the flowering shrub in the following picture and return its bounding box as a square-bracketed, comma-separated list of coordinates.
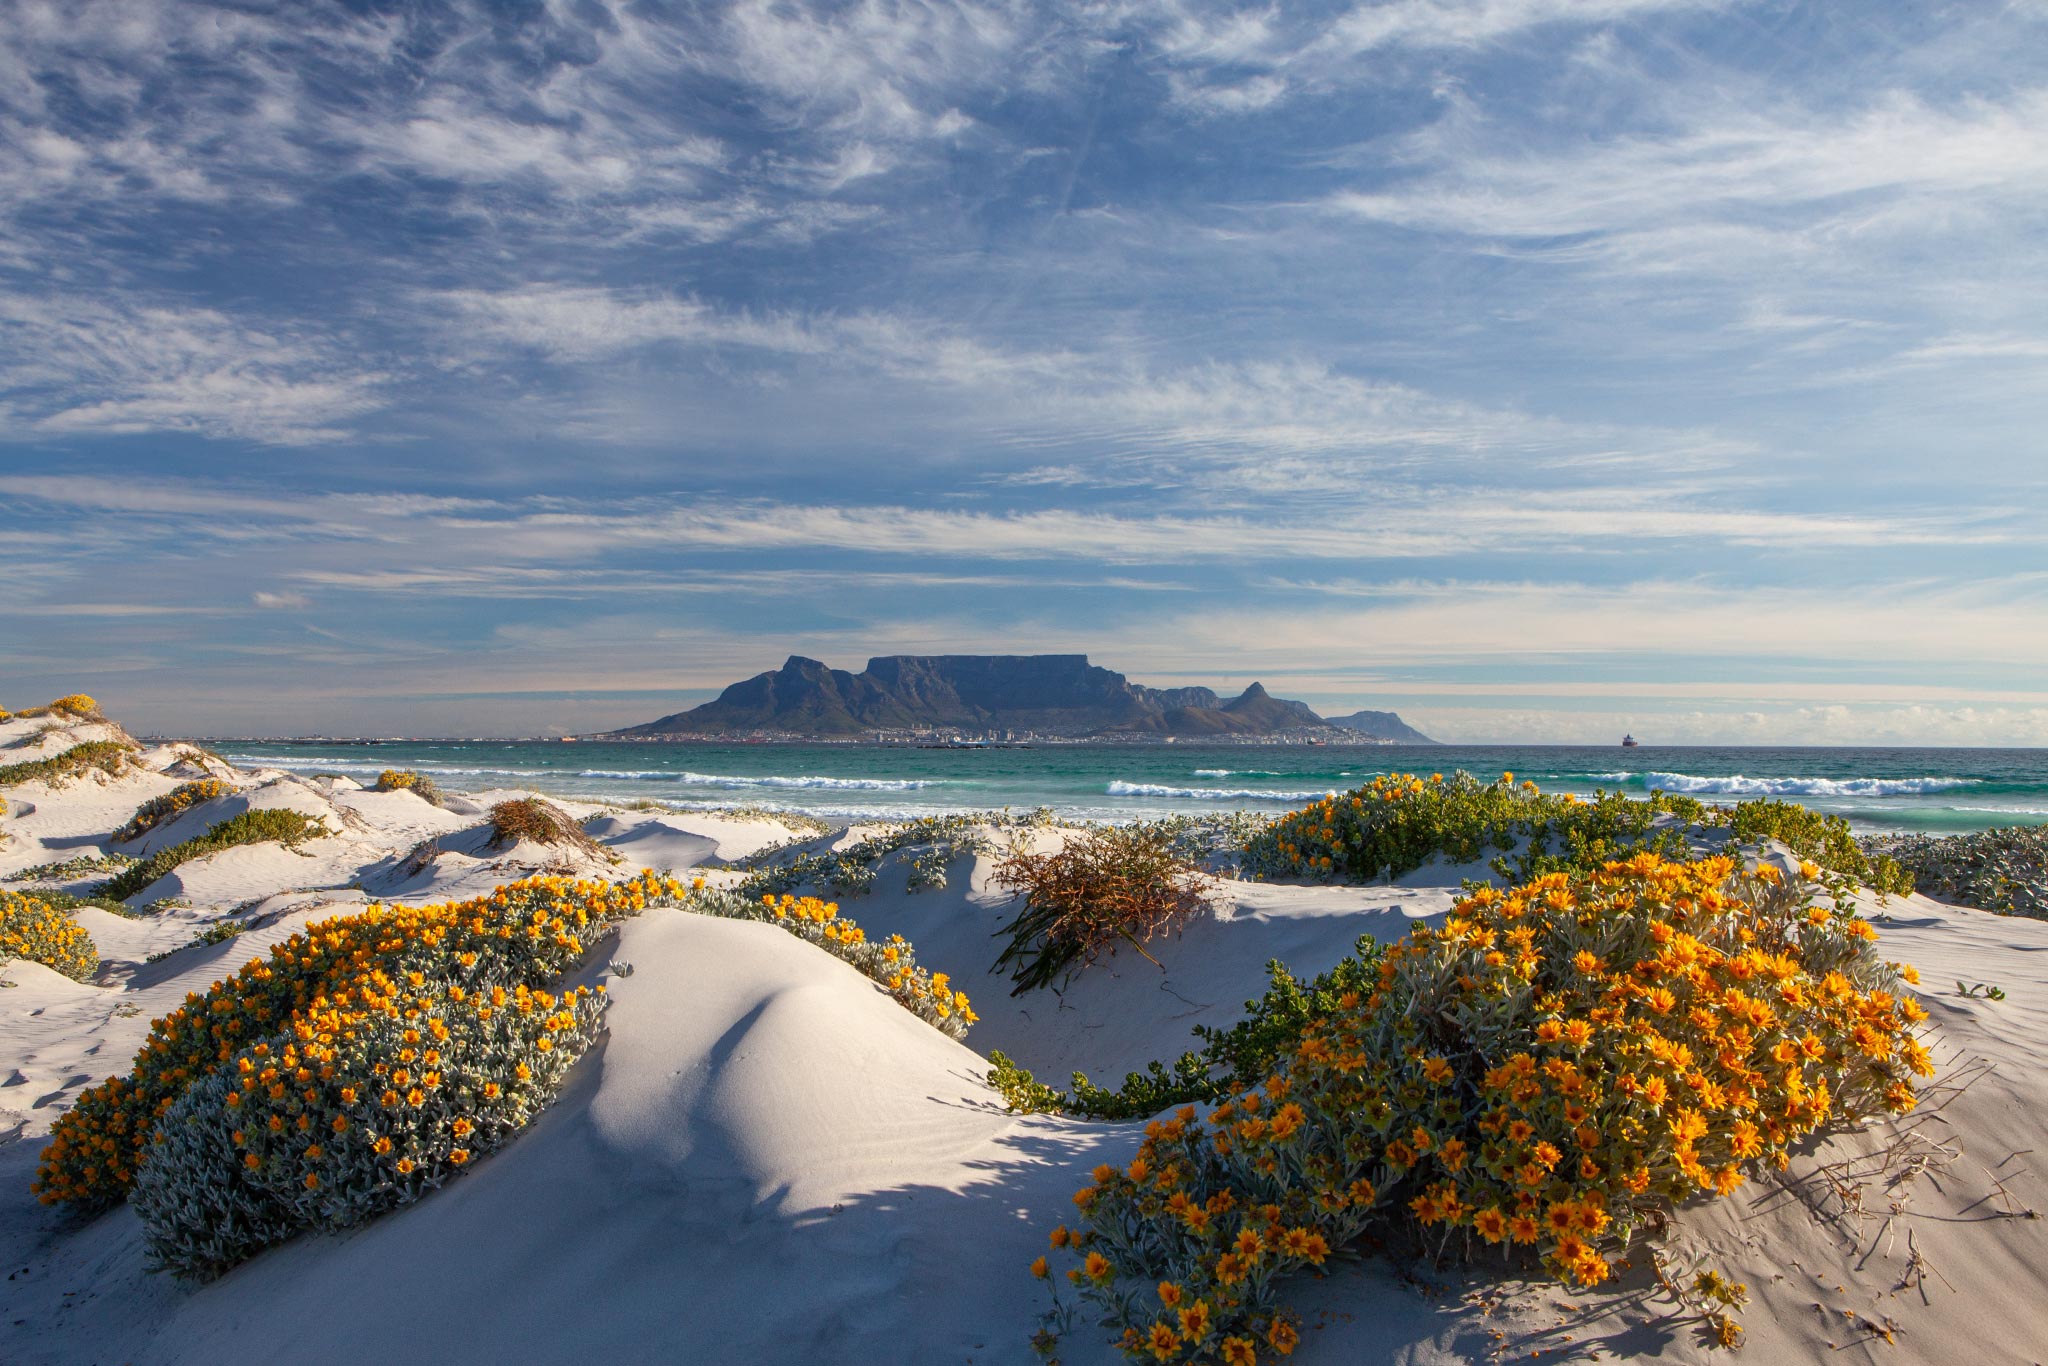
[1035, 854, 1929, 1361]
[34, 871, 667, 1221]
[49, 694, 102, 718]
[374, 769, 444, 807]
[676, 881, 977, 1039]
[116, 779, 232, 842]
[0, 889, 99, 981]
[101, 807, 328, 901]
[0, 739, 138, 788]
[1246, 772, 1913, 897]
[992, 825, 1213, 995]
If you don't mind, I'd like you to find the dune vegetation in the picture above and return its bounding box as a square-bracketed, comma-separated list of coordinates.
[1031, 853, 1927, 1362]
[1244, 771, 1912, 898]
[115, 778, 232, 842]
[1865, 825, 2048, 920]
[100, 808, 328, 902]
[0, 889, 100, 981]
[0, 739, 139, 788]
[374, 769, 444, 807]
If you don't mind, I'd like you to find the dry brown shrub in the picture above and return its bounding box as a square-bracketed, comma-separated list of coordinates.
[991, 824, 1211, 995]
[486, 798, 608, 859]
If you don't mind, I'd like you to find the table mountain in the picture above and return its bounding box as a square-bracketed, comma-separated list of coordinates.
[613, 655, 1427, 740]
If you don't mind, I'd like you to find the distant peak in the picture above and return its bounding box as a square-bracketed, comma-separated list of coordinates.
[1237, 682, 1269, 698]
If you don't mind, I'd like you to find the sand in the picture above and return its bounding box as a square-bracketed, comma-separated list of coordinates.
[2, 710, 2044, 1364]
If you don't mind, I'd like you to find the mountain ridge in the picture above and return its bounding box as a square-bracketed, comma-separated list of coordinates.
[613, 655, 1434, 742]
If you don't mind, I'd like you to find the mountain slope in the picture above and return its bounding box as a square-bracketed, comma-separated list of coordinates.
[1323, 710, 1437, 744]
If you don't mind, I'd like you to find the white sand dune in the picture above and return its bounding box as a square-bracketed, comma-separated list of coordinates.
[3, 712, 2045, 1365]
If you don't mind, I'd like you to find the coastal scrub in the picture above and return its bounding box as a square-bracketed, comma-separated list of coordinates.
[0, 740, 139, 788]
[1245, 771, 1912, 897]
[375, 769, 444, 807]
[116, 779, 232, 842]
[1035, 853, 1928, 1361]
[35, 871, 661, 1274]
[101, 807, 328, 901]
[1864, 826, 2048, 920]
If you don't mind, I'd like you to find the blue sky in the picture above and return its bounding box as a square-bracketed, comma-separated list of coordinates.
[1, 0, 2044, 742]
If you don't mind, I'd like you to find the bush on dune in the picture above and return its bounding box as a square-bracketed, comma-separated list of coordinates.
[1862, 825, 2048, 920]
[101, 807, 328, 902]
[0, 739, 138, 788]
[487, 797, 611, 860]
[1245, 771, 1912, 898]
[116, 778, 232, 842]
[1032, 855, 1929, 1362]
[0, 889, 99, 981]
[374, 769, 444, 807]
[8, 694, 104, 722]
[992, 824, 1213, 996]
[36, 872, 658, 1275]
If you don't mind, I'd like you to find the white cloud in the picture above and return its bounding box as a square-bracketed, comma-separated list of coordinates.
[251, 590, 310, 609]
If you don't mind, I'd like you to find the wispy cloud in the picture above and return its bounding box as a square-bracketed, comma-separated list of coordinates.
[0, 297, 387, 445]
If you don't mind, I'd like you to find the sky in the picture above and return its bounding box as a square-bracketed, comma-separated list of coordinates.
[1, 0, 2045, 744]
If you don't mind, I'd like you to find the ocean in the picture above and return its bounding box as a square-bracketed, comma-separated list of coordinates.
[210, 740, 2048, 836]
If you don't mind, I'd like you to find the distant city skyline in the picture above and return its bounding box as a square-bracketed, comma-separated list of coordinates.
[2, 2, 2044, 745]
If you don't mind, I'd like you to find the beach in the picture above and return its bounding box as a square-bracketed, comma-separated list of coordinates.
[4, 704, 2046, 1365]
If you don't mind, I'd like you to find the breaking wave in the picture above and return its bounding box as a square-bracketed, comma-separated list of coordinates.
[1634, 772, 1976, 798]
[578, 769, 937, 792]
[1108, 780, 1331, 802]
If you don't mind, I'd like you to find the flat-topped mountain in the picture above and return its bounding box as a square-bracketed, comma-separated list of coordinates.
[613, 655, 1433, 741]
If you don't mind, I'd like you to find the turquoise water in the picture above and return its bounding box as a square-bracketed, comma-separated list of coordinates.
[215, 740, 2048, 836]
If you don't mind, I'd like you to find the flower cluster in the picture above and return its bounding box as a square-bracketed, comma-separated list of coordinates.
[0, 889, 99, 981]
[1037, 854, 1928, 1361]
[34, 871, 672, 1217]
[116, 779, 232, 842]
[678, 882, 977, 1039]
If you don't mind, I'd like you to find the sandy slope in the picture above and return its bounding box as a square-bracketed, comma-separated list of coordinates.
[2, 714, 2045, 1365]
